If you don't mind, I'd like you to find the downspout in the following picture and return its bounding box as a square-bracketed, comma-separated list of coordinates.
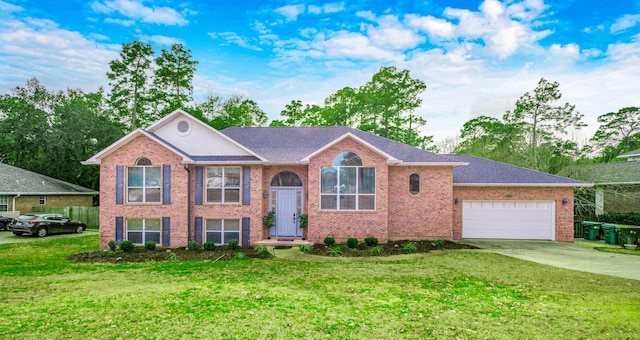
[12, 194, 21, 213]
[184, 164, 191, 241]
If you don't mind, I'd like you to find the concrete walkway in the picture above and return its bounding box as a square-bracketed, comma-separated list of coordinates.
[460, 239, 640, 281]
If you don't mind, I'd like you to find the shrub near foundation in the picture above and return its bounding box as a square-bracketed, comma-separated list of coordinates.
[119, 240, 134, 253]
[347, 238, 358, 248]
[364, 237, 378, 247]
[324, 237, 336, 247]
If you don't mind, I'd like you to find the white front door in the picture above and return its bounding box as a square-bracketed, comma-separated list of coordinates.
[271, 188, 302, 237]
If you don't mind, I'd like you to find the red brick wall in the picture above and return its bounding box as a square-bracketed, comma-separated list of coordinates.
[99, 135, 189, 249]
[388, 166, 454, 240]
[306, 137, 389, 244]
[452, 186, 575, 242]
[190, 165, 264, 245]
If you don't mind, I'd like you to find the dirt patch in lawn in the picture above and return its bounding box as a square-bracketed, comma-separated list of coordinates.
[306, 240, 477, 257]
[68, 246, 273, 263]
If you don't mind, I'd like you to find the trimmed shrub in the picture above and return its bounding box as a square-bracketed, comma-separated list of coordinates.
[347, 238, 358, 249]
[187, 240, 200, 250]
[144, 241, 156, 251]
[203, 242, 216, 251]
[364, 237, 379, 247]
[119, 240, 134, 253]
[324, 237, 336, 247]
[369, 245, 383, 256]
[108, 240, 117, 252]
[228, 239, 239, 250]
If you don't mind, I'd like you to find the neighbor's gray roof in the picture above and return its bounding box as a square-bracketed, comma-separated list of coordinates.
[618, 148, 640, 159]
[446, 154, 588, 186]
[0, 163, 98, 195]
[222, 126, 454, 163]
[559, 161, 640, 184]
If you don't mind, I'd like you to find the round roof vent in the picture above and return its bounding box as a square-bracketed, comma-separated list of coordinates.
[176, 120, 191, 136]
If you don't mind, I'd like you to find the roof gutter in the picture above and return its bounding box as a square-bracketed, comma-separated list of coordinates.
[453, 183, 594, 187]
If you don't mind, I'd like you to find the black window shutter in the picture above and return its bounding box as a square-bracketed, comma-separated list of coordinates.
[195, 166, 203, 205]
[162, 217, 170, 247]
[194, 216, 203, 245]
[115, 216, 123, 243]
[116, 165, 124, 205]
[242, 217, 250, 246]
[162, 165, 171, 205]
[242, 166, 251, 206]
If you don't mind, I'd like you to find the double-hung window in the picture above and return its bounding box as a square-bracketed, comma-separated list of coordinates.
[205, 219, 240, 245]
[127, 218, 161, 244]
[0, 196, 7, 212]
[206, 167, 241, 203]
[127, 158, 161, 203]
[320, 151, 375, 210]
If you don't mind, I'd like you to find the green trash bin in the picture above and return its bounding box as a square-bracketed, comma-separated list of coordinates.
[602, 224, 618, 245]
[582, 222, 601, 241]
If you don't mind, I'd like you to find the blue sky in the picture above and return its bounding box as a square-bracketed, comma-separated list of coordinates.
[1, 0, 639, 147]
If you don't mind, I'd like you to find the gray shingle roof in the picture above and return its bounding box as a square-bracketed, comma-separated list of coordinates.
[559, 162, 640, 184]
[221, 126, 454, 163]
[446, 154, 586, 185]
[618, 148, 640, 159]
[0, 163, 98, 195]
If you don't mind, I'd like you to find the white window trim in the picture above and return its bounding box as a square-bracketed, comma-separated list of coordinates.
[39, 196, 46, 205]
[126, 166, 161, 204]
[205, 166, 241, 204]
[0, 196, 8, 212]
[205, 219, 241, 245]
[320, 166, 376, 211]
[126, 218, 161, 245]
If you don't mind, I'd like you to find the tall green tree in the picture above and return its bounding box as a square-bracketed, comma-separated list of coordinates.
[152, 43, 198, 115]
[503, 78, 585, 170]
[193, 93, 268, 130]
[107, 40, 155, 131]
[591, 106, 640, 161]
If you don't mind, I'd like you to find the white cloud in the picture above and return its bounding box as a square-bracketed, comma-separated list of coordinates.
[91, 0, 189, 26]
[0, 16, 118, 93]
[308, 2, 345, 15]
[0, 0, 22, 13]
[406, 15, 455, 39]
[208, 32, 263, 51]
[139, 34, 183, 46]
[104, 18, 135, 26]
[322, 31, 402, 61]
[611, 14, 640, 33]
[274, 4, 305, 21]
[366, 15, 424, 50]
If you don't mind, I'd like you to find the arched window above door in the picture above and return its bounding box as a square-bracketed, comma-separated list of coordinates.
[270, 171, 303, 187]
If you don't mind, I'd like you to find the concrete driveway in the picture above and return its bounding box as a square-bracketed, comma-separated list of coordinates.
[460, 239, 640, 281]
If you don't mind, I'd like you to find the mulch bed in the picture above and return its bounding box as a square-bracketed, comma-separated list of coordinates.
[68, 246, 273, 263]
[306, 240, 477, 257]
[68, 240, 478, 263]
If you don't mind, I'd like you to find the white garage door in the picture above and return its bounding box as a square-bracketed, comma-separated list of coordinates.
[462, 200, 555, 240]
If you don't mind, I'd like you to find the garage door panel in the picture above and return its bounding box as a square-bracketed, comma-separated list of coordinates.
[462, 200, 555, 240]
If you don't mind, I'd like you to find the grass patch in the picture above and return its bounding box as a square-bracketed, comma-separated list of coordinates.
[594, 246, 640, 256]
[0, 234, 639, 339]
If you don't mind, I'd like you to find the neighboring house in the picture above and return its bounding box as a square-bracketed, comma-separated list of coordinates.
[84, 109, 589, 249]
[560, 156, 640, 214]
[0, 162, 98, 217]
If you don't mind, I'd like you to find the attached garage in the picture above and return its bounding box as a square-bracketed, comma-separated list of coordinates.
[462, 200, 556, 240]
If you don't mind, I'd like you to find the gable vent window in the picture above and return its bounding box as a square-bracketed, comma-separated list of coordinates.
[176, 120, 191, 136]
[409, 173, 420, 196]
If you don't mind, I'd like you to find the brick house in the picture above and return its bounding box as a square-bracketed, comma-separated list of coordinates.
[0, 162, 97, 217]
[84, 110, 589, 249]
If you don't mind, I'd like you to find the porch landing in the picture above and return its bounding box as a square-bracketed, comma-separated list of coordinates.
[256, 238, 313, 247]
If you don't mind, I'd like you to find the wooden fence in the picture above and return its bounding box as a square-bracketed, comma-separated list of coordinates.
[31, 206, 99, 228]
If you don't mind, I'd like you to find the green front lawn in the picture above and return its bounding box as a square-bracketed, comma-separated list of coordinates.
[1, 235, 638, 339]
